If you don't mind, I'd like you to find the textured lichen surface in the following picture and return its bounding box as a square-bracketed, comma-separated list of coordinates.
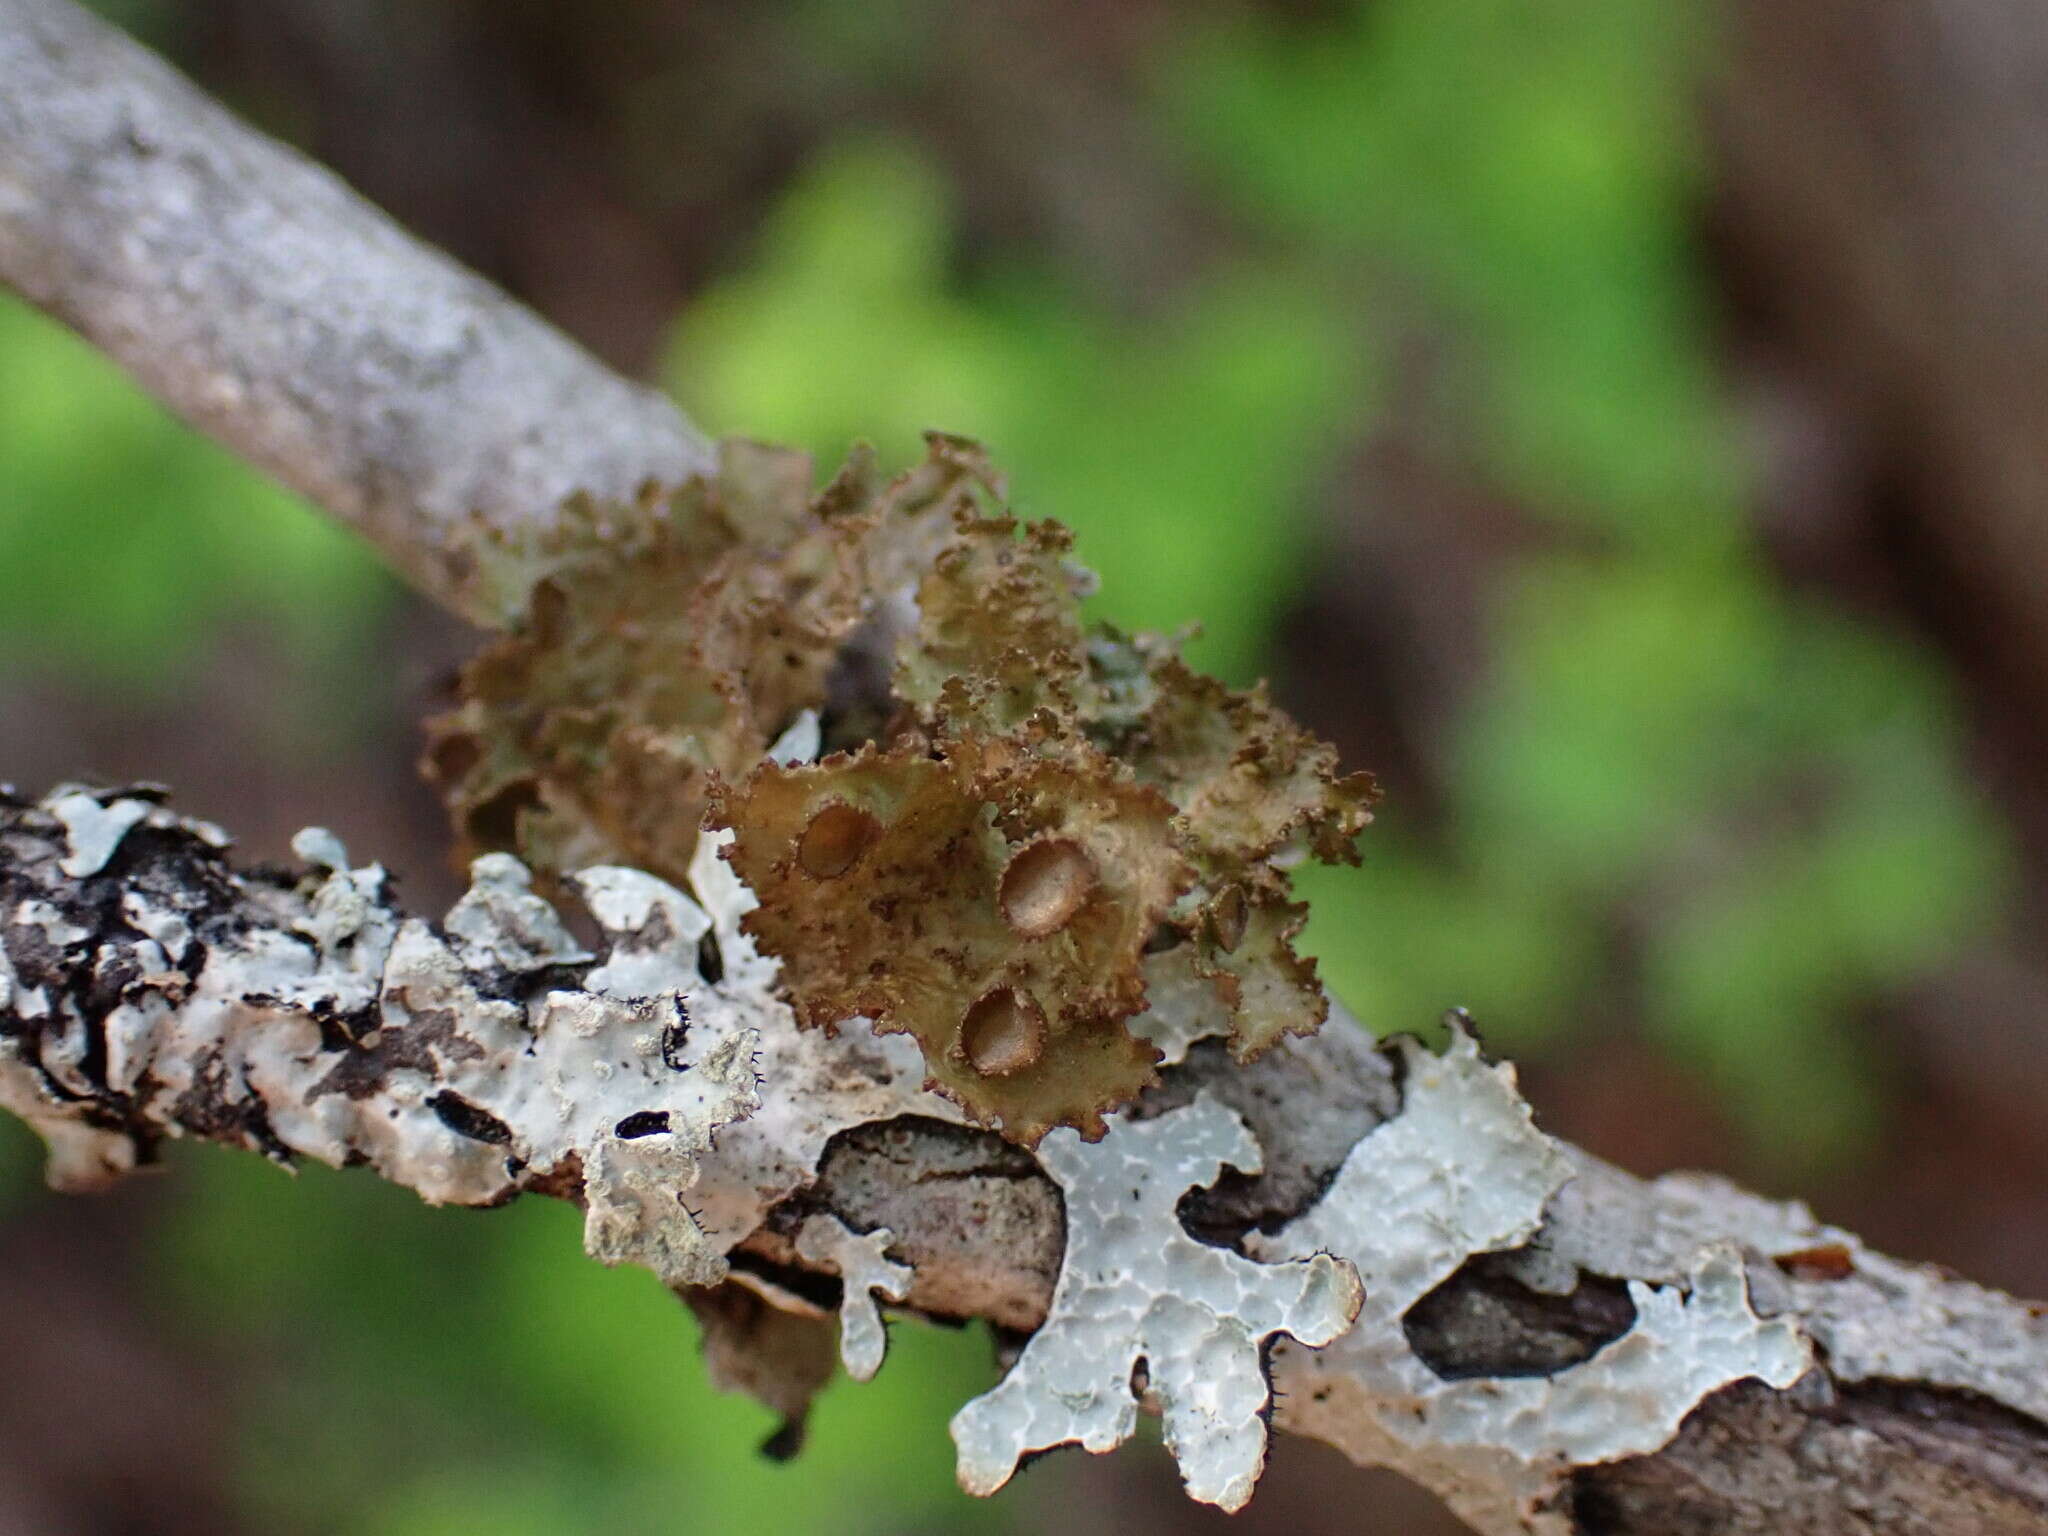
[430, 433, 1376, 1143]
[949, 1094, 1362, 1510]
[1253, 1025, 1812, 1535]
[1543, 1156, 2048, 1435]
[796, 1214, 912, 1383]
[423, 436, 960, 890]
[0, 786, 760, 1289]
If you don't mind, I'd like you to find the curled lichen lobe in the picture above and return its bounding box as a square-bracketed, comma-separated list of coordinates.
[422, 436, 974, 892]
[434, 432, 1376, 1143]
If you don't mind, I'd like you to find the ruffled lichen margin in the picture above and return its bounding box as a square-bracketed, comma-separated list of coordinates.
[11, 783, 2047, 1529]
[426, 434, 1376, 1147]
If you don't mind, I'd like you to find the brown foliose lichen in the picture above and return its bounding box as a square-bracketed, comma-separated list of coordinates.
[429, 432, 1377, 1144]
[423, 435, 989, 890]
[712, 735, 1187, 1144]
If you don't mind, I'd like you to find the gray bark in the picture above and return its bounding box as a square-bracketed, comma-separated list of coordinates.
[4, 791, 2045, 1533]
[0, 0, 713, 628]
[0, 2, 2044, 1530]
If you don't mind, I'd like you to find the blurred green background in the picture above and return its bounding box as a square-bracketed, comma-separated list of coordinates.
[4, 1, 2046, 1532]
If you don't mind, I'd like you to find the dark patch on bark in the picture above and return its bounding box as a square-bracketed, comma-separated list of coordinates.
[727, 1249, 845, 1313]
[696, 926, 725, 986]
[169, 1047, 292, 1165]
[428, 1089, 515, 1145]
[308, 995, 381, 1053]
[659, 1015, 690, 1072]
[1572, 1376, 2048, 1535]
[306, 1003, 485, 1102]
[1149, 1033, 1395, 1247]
[1403, 1249, 1638, 1380]
[522, 1151, 585, 1201]
[1774, 1242, 1858, 1282]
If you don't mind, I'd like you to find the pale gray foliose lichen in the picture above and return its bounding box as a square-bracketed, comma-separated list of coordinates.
[1253, 1023, 1811, 1534]
[0, 784, 758, 1289]
[796, 1213, 913, 1382]
[950, 1093, 1364, 1510]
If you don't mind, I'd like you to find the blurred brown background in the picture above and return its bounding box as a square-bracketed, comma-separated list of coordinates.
[4, 1, 2048, 1531]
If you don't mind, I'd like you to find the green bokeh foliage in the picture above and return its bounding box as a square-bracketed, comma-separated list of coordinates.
[1160, 0, 2005, 1165]
[669, 136, 1361, 688]
[0, 296, 391, 716]
[0, 2, 2021, 1532]
[153, 1142, 1002, 1536]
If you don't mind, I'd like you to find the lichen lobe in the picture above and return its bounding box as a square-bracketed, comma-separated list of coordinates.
[1254, 1023, 1812, 1535]
[431, 432, 1377, 1143]
[949, 1094, 1362, 1510]
[0, 789, 760, 1290]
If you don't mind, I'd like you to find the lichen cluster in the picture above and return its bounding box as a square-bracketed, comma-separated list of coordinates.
[428, 434, 1376, 1143]
[951, 1094, 1363, 1509]
[0, 787, 760, 1288]
[424, 437, 973, 886]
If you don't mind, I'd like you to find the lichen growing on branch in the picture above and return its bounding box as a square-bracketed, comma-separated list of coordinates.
[428, 434, 1377, 1143]
[0, 784, 760, 1289]
[1255, 1022, 1811, 1532]
[951, 1093, 1363, 1509]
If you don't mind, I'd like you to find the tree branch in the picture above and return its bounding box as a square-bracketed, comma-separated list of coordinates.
[5, 787, 2045, 1531]
[2, 4, 2045, 1531]
[0, 0, 713, 627]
